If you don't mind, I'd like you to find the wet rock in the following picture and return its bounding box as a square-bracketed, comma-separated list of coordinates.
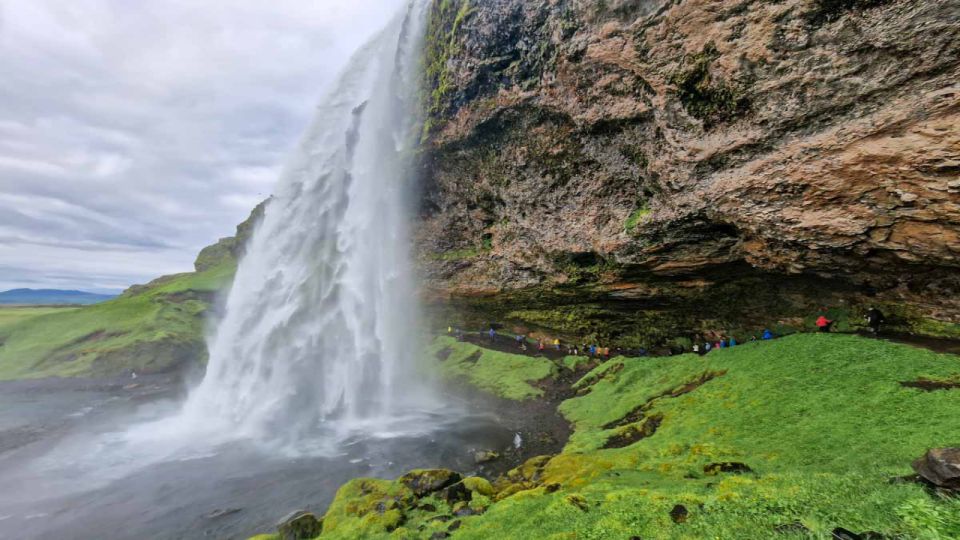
[669, 504, 688, 524]
[417, 503, 438, 513]
[912, 448, 960, 490]
[277, 510, 323, 540]
[439, 481, 472, 505]
[473, 450, 500, 464]
[400, 469, 462, 497]
[448, 520, 462, 532]
[431, 533, 450, 539]
[703, 462, 753, 475]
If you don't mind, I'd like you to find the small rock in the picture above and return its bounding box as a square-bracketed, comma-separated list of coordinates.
[431, 533, 450, 540]
[474, 450, 500, 464]
[669, 504, 688, 524]
[277, 510, 322, 540]
[417, 503, 437, 513]
[400, 469, 462, 497]
[447, 520, 462, 532]
[912, 448, 960, 489]
[899, 192, 919, 203]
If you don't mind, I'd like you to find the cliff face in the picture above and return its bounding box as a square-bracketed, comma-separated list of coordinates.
[417, 0, 960, 342]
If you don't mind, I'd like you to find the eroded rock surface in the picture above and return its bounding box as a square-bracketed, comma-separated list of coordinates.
[416, 0, 960, 341]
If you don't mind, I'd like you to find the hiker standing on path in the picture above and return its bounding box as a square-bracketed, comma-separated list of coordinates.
[538, 339, 545, 353]
[554, 338, 561, 351]
[762, 329, 774, 340]
[515, 334, 524, 348]
[488, 327, 496, 342]
[865, 308, 886, 335]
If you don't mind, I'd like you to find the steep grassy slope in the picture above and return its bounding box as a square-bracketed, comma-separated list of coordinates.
[0, 263, 234, 380]
[302, 334, 960, 539]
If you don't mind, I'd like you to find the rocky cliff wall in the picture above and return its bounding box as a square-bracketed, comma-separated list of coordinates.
[416, 0, 960, 343]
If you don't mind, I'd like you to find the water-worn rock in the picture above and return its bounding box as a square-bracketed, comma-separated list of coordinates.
[400, 469, 462, 497]
[912, 448, 960, 489]
[473, 450, 501, 464]
[277, 510, 323, 540]
[416, 0, 960, 341]
[438, 481, 473, 505]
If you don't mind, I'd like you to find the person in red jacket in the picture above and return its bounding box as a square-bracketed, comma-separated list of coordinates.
[816, 314, 833, 333]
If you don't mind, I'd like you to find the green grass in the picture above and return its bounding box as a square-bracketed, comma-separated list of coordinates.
[0, 263, 235, 380]
[314, 334, 960, 539]
[0, 306, 79, 331]
[428, 336, 558, 400]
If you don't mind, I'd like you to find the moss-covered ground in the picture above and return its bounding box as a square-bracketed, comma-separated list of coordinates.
[0, 262, 235, 380]
[300, 333, 960, 539]
[428, 335, 559, 400]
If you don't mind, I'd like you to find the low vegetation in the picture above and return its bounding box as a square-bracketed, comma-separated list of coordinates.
[0, 262, 234, 380]
[298, 333, 960, 539]
[428, 336, 557, 400]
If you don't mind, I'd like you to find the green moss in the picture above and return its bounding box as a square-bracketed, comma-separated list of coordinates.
[463, 476, 495, 497]
[428, 336, 557, 400]
[624, 206, 651, 233]
[312, 334, 960, 539]
[0, 262, 235, 380]
[421, 0, 474, 140]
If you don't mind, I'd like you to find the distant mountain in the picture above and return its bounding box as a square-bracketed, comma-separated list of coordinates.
[0, 289, 118, 306]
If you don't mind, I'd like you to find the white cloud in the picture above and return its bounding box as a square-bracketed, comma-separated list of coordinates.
[0, 0, 406, 291]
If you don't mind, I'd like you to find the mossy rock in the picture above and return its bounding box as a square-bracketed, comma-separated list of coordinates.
[462, 477, 495, 497]
[400, 469, 462, 497]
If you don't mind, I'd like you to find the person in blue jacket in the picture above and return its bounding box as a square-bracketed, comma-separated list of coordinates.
[762, 329, 774, 340]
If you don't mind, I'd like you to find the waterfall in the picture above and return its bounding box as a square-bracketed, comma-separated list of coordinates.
[175, 0, 436, 448]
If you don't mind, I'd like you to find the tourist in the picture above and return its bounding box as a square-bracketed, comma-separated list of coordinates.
[538, 339, 545, 353]
[704, 342, 712, 353]
[719, 338, 727, 349]
[815, 314, 833, 333]
[589, 344, 597, 357]
[488, 327, 496, 342]
[729, 336, 737, 347]
[604, 347, 611, 359]
[865, 307, 886, 335]
[692, 343, 700, 355]
[554, 338, 561, 351]
[447, 326, 453, 334]
[762, 329, 774, 340]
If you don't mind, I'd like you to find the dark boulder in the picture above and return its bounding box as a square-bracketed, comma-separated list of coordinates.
[913, 448, 960, 490]
[277, 510, 323, 540]
[439, 481, 473, 505]
[400, 469, 462, 497]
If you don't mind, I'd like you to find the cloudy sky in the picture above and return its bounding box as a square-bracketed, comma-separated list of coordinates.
[0, 0, 403, 293]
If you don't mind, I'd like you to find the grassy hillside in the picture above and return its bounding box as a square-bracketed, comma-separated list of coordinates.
[0, 306, 80, 330]
[0, 263, 234, 380]
[304, 334, 960, 539]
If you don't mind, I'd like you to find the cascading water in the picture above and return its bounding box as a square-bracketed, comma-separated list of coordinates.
[175, 0, 438, 448]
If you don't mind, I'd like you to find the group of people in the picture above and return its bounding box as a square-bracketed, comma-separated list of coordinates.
[448, 307, 889, 361]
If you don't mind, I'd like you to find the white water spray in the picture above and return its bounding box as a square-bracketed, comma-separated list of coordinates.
[174, 0, 436, 447]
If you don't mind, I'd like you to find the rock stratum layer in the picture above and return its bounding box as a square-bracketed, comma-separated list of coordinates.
[416, 0, 960, 343]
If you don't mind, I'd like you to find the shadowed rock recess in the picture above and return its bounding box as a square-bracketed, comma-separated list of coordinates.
[416, 0, 960, 345]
